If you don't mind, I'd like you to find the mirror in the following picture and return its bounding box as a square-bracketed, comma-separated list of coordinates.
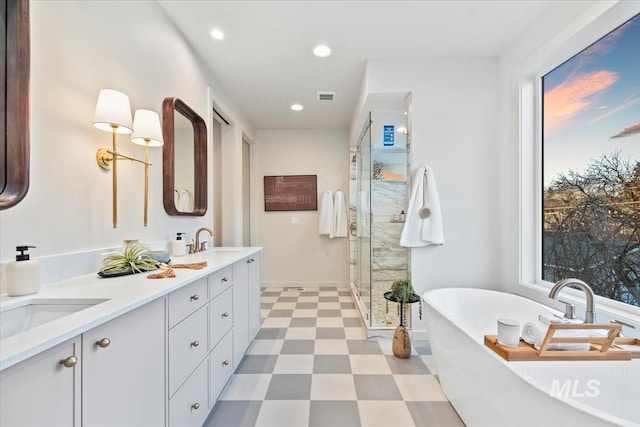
[0, 0, 30, 210]
[162, 97, 207, 216]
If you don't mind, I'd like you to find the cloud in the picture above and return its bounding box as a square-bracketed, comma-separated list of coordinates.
[544, 70, 618, 134]
[610, 122, 640, 139]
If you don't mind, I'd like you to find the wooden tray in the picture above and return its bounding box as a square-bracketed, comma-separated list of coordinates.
[485, 323, 637, 361]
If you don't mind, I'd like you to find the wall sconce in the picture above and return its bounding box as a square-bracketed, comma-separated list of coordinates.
[131, 109, 163, 227]
[93, 89, 161, 228]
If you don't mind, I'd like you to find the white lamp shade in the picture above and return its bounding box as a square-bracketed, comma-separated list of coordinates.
[131, 109, 164, 147]
[93, 89, 133, 134]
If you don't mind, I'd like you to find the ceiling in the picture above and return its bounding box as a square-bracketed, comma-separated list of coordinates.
[158, 0, 557, 130]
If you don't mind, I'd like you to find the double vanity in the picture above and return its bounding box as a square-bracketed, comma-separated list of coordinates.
[0, 247, 262, 426]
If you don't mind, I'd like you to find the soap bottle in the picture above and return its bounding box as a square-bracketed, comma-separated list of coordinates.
[400, 210, 406, 222]
[172, 233, 186, 257]
[6, 245, 41, 296]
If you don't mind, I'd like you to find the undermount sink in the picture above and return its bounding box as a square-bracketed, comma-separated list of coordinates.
[0, 298, 109, 340]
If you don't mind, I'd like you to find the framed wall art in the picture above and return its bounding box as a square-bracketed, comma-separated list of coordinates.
[264, 175, 317, 211]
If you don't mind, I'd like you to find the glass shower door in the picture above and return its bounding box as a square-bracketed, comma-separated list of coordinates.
[355, 116, 372, 324]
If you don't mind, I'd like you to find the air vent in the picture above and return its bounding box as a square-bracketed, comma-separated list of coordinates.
[317, 91, 336, 101]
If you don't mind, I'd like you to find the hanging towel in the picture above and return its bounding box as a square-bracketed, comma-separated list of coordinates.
[178, 189, 194, 212]
[400, 165, 444, 247]
[318, 190, 334, 237]
[333, 190, 348, 238]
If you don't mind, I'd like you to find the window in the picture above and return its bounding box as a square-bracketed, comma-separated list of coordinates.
[542, 13, 640, 307]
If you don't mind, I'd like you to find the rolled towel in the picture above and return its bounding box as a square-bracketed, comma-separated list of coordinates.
[522, 321, 545, 345]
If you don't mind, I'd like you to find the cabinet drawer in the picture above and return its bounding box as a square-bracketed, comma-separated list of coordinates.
[209, 330, 234, 406]
[169, 277, 208, 328]
[209, 266, 232, 299]
[169, 304, 208, 397]
[169, 358, 208, 427]
[209, 287, 233, 350]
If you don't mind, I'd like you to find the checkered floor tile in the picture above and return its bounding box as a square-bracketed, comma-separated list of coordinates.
[204, 287, 465, 427]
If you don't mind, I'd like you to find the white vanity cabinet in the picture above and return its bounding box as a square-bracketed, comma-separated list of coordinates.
[0, 248, 262, 427]
[0, 337, 81, 426]
[167, 277, 210, 425]
[233, 254, 261, 367]
[82, 297, 166, 427]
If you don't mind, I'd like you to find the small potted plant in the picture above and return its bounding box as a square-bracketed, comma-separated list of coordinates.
[385, 279, 422, 358]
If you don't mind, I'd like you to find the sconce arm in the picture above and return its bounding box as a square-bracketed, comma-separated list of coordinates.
[96, 147, 151, 170]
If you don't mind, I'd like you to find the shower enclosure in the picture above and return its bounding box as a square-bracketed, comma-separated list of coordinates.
[350, 107, 410, 334]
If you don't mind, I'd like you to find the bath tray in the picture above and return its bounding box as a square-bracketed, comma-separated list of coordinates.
[484, 323, 638, 361]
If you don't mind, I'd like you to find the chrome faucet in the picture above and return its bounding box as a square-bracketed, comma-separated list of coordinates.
[194, 227, 213, 253]
[548, 278, 596, 323]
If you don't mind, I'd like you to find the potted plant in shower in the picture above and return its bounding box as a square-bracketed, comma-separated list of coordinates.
[384, 279, 422, 358]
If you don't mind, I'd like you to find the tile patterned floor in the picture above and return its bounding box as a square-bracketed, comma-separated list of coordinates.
[204, 287, 465, 427]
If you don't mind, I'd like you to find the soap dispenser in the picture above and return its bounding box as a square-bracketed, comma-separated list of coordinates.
[172, 233, 186, 257]
[6, 245, 41, 296]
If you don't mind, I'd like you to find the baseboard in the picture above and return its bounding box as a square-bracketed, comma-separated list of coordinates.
[261, 281, 349, 289]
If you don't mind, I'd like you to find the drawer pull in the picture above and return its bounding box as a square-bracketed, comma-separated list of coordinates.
[190, 294, 200, 301]
[95, 338, 111, 348]
[191, 402, 200, 410]
[247, 258, 255, 263]
[60, 356, 77, 368]
[222, 277, 229, 282]
[191, 340, 200, 348]
[222, 360, 230, 366]
[222, 312, 229, 318]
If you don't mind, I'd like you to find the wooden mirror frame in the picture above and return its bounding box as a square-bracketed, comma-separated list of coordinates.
[0, 0, 30, 210]
[162, 97, 207, 216]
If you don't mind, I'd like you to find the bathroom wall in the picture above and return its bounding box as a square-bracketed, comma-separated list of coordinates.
[359, 58, 500, 336]
[254, 129, 349, 287]
[0, 1, 253, 286]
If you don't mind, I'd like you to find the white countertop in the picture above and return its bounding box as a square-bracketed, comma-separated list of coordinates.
[0, 247, 262, 371]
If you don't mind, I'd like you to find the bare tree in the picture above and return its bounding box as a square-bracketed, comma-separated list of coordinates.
[543, 152, 640, 307]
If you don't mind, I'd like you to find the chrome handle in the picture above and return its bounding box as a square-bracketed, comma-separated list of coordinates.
[349, 222, 358, 237]
[95, 338, 111, 348]
[190, 294, 200, 301]
[222, 312, 229, 318]
[191, 402, 200, 410]
[222, 360, 230, 366]
[191, 340, 200, 348]
[60, 356, 77, 368]
[222, 277, 229, 282]
[611, 319, 636, 329]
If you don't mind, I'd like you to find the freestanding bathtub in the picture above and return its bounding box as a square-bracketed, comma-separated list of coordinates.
[423, 288, 639, 427]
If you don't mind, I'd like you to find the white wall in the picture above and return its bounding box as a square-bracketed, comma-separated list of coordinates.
[254, 129, 349, 287]
[0, 1, 253, 284]
[364, 58, 500, 335]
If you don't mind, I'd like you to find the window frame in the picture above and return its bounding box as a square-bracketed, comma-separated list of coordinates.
[515, 2, 640, 332]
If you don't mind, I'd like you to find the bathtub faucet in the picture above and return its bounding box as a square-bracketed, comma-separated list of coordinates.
[548, 278, 595, 323]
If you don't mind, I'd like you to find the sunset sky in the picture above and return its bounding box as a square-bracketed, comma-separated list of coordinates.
[543, 13, 640, 187]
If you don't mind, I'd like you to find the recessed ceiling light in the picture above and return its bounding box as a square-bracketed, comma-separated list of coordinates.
[313, 45, 331, 58]
[211, 29, 224, 40]
[290, 104, 304, 111]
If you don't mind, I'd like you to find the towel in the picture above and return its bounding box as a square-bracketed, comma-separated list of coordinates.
[318, 190, 334, 237]
[177, 189, 193, 212]
[333, 190, 348, 238]
[358, 190, 369, 237]
[522, 321, 546, 345]
[534, 327, 591, 352]
[400, 165, 444, 247]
